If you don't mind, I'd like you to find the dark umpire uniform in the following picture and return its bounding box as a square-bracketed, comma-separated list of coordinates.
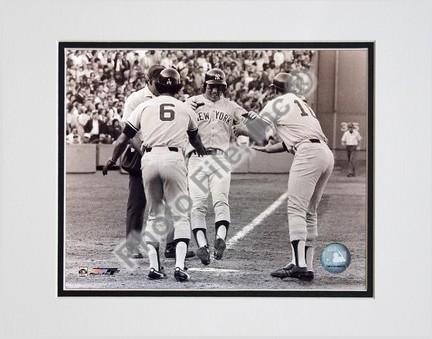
[121, 65, 164, 257]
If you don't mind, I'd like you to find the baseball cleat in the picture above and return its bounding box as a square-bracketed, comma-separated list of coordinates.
[174, 267, 190, 282]
[148, 267, 166, 280]
[213, 238, 226, 260]
[130, 252, 144, 259]
[196, 245, 211, 265]
[164, 247, 196, 259]
[270, 264, 313, 281]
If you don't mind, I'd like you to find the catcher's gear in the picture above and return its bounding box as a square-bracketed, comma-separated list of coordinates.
[204, 68, 227, 86]
[155, 68, 182, 94]
[270, 72, 298, 94]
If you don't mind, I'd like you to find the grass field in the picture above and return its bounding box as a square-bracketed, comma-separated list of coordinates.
[63, 161, 368, 292]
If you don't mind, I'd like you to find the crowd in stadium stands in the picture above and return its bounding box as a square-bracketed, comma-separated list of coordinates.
[65, 49, 314, 144]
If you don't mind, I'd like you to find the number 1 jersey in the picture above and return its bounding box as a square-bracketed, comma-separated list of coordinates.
[126, 95, 198, 150]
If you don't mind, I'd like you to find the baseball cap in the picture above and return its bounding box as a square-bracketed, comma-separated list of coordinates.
[148, 65, 165, 81]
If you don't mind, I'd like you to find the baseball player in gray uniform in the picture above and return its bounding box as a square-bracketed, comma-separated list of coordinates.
[186, 68, 247, 265]
[104, 68, 206, 281]
[236, 72, 334, 282]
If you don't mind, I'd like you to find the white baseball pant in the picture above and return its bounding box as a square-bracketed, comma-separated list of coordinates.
[287, 142, 334, 242]
[141, 148, 191, 244]
[188, 154, 231, 230]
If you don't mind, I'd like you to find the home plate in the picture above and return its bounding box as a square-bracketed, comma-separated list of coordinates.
[187, 267, 240, 273]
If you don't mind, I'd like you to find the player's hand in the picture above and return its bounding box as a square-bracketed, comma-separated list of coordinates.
[252, 145, 267, 153]
[195, 146, 207, 157]
[241, 111, 259, 120]
[190, 101, 204, 111]
[247, 111, 259, 120]
[102, 157, 116, 176]
[233, 124, 248, 137]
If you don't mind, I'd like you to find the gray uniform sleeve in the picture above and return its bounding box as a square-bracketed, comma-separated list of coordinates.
[187, 107, 198, 131]
[258, 100, 278, 125]
[231, 101, 248, 125]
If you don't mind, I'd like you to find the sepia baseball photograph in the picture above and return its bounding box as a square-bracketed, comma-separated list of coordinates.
[59, 42, 373, 297]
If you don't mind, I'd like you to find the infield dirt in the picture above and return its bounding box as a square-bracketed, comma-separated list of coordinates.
[63, 161, 367, 291]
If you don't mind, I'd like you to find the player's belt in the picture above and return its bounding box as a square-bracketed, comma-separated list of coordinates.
[189, 148, 225, 157]
[144, 147, 179, 153]
[292, 139, 321, 154]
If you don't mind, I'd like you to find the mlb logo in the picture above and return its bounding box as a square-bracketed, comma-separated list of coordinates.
[78, 267, 88, 277]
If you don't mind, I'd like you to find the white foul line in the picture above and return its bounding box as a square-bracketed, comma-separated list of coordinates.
[226, 192, 288, 249]
[187, 267, 240, 273]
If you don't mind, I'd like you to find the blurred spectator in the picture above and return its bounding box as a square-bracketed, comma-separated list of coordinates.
[268, 59, 277, 82]
[66, 128, 81, 144]
[76, 107, 90, 137]
[84, 110, 108, 143]
[255, 51, 268, 72]
[82, 133, 91, 144]
[114, 51, 130, 84]
[66, 103, 79, 132]
[75, 87, 86, 104]
[273, 50, 285, 68]
[137, 50, 149, 70]
[108, 119, 122, 141]
[248, 73, 261, 91]
[192, 65, 205, 91]
[160, 51, 173, 68]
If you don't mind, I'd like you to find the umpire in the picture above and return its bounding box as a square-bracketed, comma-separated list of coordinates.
[121, 65, 164, 258]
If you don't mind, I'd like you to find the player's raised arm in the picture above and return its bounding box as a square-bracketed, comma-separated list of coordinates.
[233, 103, 276, 145]
[232, 102, 248, 125]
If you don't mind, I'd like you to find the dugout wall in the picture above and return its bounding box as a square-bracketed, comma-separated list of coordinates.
[315, 49, 368, 161]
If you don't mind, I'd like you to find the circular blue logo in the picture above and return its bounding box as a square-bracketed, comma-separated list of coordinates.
[320, 243, 351, 273]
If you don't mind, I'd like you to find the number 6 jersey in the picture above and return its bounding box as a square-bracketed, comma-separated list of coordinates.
[124, 95, 198, 150]
[258, 93, 328, 149]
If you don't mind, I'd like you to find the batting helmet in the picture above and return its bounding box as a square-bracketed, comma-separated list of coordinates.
[205, 68, 227, 86]
[155, 68, 182, 94]
[270, 72, 298, 94]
